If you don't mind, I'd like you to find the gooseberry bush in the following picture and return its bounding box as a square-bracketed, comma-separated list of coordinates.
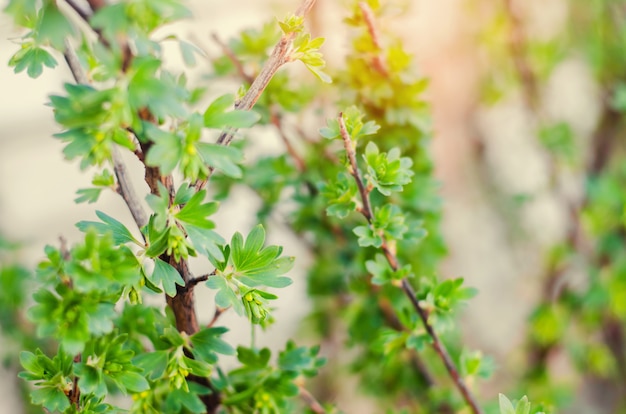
[1, 0, 553, 413]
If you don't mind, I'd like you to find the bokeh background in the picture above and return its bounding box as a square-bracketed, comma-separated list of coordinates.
[0, 0, 615, 412]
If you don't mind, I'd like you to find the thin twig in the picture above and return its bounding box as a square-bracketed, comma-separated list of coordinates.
[212, 33, 254, 84]
[188, 270, 216, 289]
[69, 354, 81, 408]
[63, 41, 148, 232]
[207, 306, 229, 328]
[338, 114, 373, 221]
[112, 146, 148, 229]
[337, 113, 484, 414]
[270, 109, 306, 172]
[299, 385, 326, 414]
[358, 2, 389, 76]
[64, 0, 91, 24]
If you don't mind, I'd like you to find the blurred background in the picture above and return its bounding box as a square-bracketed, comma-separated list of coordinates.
[1, 0, 623, 412]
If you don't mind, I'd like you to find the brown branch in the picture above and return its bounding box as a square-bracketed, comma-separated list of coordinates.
[62, 1, 215, 410]
[270, 109, 307, 172]
[207, 306, 229, 328]
[358, 2, 389, 77]
[69, 354, 81, 408]
[212, 33, 254, 84]
[299, 385, 326, 414]
[337, 113, 484, 414]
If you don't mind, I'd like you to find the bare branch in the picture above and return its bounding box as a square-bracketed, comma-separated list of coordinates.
[207, 306, 229, 328]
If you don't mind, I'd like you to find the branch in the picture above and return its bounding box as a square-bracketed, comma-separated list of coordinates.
[298, 385, 326, 414]
[358, 2, 389, 76]
[212, 33, 307, 172]
[218, 0, 317, 144]
[63, 41, 148, 232]
[64, 0, 91, 23]
[337, 114, 373, 221]
[112, 146, 148, 229]
[337, 113, 484, 414]
[270, 109, 307, 172]
[195, 0, 318, 190]
[212, 33, 254, 84]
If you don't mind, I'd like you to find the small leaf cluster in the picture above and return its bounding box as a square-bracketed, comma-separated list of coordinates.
[131, 326, 235, 413]
[206, 225, 294, 325]
[31, 229, 141, 354]
[499, 394, 548, 414]
[219, 341, 325, 413]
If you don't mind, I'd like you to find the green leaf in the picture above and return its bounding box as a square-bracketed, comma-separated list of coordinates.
[165, 388, 206, 414]
[117, 371, 150, 393]
[191, 327, 236, 364]
[185, 224, 225, 261]
[203, 94, 260, 129]
[365, 254, 395, 285]
[31, 386, 71, 412]
[230, 225, 293, 288]
[75, 210, 139, 246]
[196, 142, 243, 178]
[364, 141, 413, 195]
[151, 258, 185, 297]
[38, 2, 75, 50]
[134, 350, 168, 380]
[5, 0, 38, 27]
[353, 225, 382, 248]
[499, 394, 516, 414]
[236, 346, 271, 368]
[144, 124, 183, 175]
[75, 187, 103, 204]
[175, 190, 219, 229]
[174, 182, 196, 205]
[145, 226, 170, 257]
[179, 39, 204, 66]
[320, 172, 357, 219]
[128, 57, 188, 118]
[206, 275, 244, 314]
[9, 45, 58, 78]
[278, 14, 304, 35]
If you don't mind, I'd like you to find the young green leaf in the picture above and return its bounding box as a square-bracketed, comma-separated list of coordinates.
[196, 142, 244, 178]
[76, 210, 140, 246]
[206, 275, 244, 315]
[191, 326, 236, 364]
[150, 258, 185, 297]
[9, 45, 58, 78]
[175, 190, 219, 229]
[203, 94, 260, 129]
[230, 225, 293, 288]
